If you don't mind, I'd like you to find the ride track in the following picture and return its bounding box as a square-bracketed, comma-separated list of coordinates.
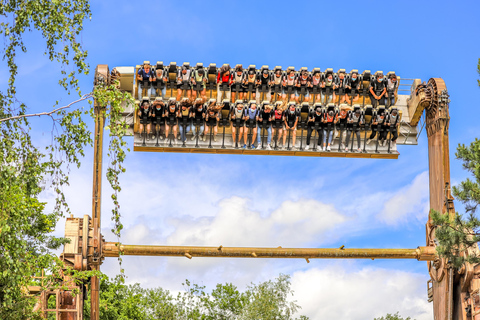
[31, 65, 479, 320]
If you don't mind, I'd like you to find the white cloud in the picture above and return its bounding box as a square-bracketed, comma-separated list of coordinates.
[378, 171, 429, 225]
[165, 197, 346, 247]
[291, 266, 432, 320]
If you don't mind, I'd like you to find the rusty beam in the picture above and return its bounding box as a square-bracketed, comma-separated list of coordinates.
[103, 243, 436, 261]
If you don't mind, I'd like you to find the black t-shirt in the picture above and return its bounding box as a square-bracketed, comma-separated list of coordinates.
[372, 79, 386, 93]
[285, 109, 297, 126]
[139, 106, 151, 119]
[308, 110, 323, 127]
[349, 77, 360, 90]
[165, 105, 178, 120]
[152, 105, 165, 119]
[338, 110, 349, 125]
[193, 106, 205, 120]
[260, 74, 270, 85]
[206, 111, 218, 124]
[258, 109, 273, 125]
[336, 77, 346, 89]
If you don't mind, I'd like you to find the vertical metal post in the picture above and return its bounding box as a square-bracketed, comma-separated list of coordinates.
[91, 65, 108, 320]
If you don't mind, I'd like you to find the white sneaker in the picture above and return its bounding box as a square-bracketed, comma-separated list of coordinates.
[345, 147, 349, 152]
[366, 139, 372, 145]
[282, 145, 286, 150]
[191, 135, 196, 141]
[152, 135, 156, 140]
[214, 136, 217, 142]
[321, 146, 325, 151]
[159, 135, 164, 140]
[256, 145, 262, 150]
[305, 145, 310, 151]
[267, 145, 272, 150]
[327, 145, 331, 151]
[202, 135, 206, 142]
[232, 142, 236, 147]
[178, 135, 181, 140]
[291, 147, 297, 151]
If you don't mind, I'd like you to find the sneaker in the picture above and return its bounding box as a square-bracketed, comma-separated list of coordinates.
[243, 144, 247, 149]
[178, 135, 181, 140]
[152, 135, 156, 140]
[173, 139, 177, 146]
[266, 145, 272, 150]
[357, 148, 362, 153]
[291, 146, 297, 151]
[340, 143, 345, 149]
[159, 135, 164, 140]
[366, 139, 372, 145]
[327, 145, 331, 151]
[305, 145, 310, 151]
[232, 142, 236, 148]
[345, 147, 349, 152]
[282, 145, 286, 150]
[191, 135, 196, 141]
[214, 136, 217, 142]
[202, 135, 206, 142]
[147, 135, 150, 141]
[256, 145, 262, 150]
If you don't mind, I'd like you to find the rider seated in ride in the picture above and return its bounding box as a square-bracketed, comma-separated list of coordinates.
[231, 65, 245, 102]
[230, 101, 246, 148]
[295, 69, 312, 103]
[345, 70, 361, 105]
[282, 69, 296, 102]
[305, 106, 324, 151]
[204, 100, 221, 142]
[243, 101, 259, 149]
[217, 64, 232, 103]
[138, 99, 152, 140]
[137, 62, 155, 101]
[164, 99, 179, 145]
[176, 65, 193, 101]
[256, 103, 274, 150]
[282, 102, 299, 150]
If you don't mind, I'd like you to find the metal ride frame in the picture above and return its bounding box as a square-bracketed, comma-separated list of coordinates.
[31, 65, 480, 320]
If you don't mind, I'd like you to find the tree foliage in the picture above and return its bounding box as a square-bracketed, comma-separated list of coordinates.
[374, 312, 414, 320]
[0, 1, 132, 318]
[83, 274, 309, 320]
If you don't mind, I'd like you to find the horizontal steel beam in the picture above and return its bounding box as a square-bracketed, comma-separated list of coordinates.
[103, 243, 436, 261]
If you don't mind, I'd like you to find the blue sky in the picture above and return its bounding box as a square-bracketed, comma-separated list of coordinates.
[4, 0, 480, 318]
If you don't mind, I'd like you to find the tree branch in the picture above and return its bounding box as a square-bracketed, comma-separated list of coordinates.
[0, 93, 93, 123]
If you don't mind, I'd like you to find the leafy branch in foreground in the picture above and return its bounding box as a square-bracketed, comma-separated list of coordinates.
[1, 1, 133, 317]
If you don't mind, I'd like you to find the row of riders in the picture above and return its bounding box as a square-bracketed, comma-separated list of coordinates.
[137, 98, 400, 153]
[136, 62, 399, 108]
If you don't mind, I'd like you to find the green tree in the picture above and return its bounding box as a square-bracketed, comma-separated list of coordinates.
[374, 312, 413, 320]
[431, 60, 480, 268]
[84, 275, 309, 320]
[0, 1, 132, 318]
